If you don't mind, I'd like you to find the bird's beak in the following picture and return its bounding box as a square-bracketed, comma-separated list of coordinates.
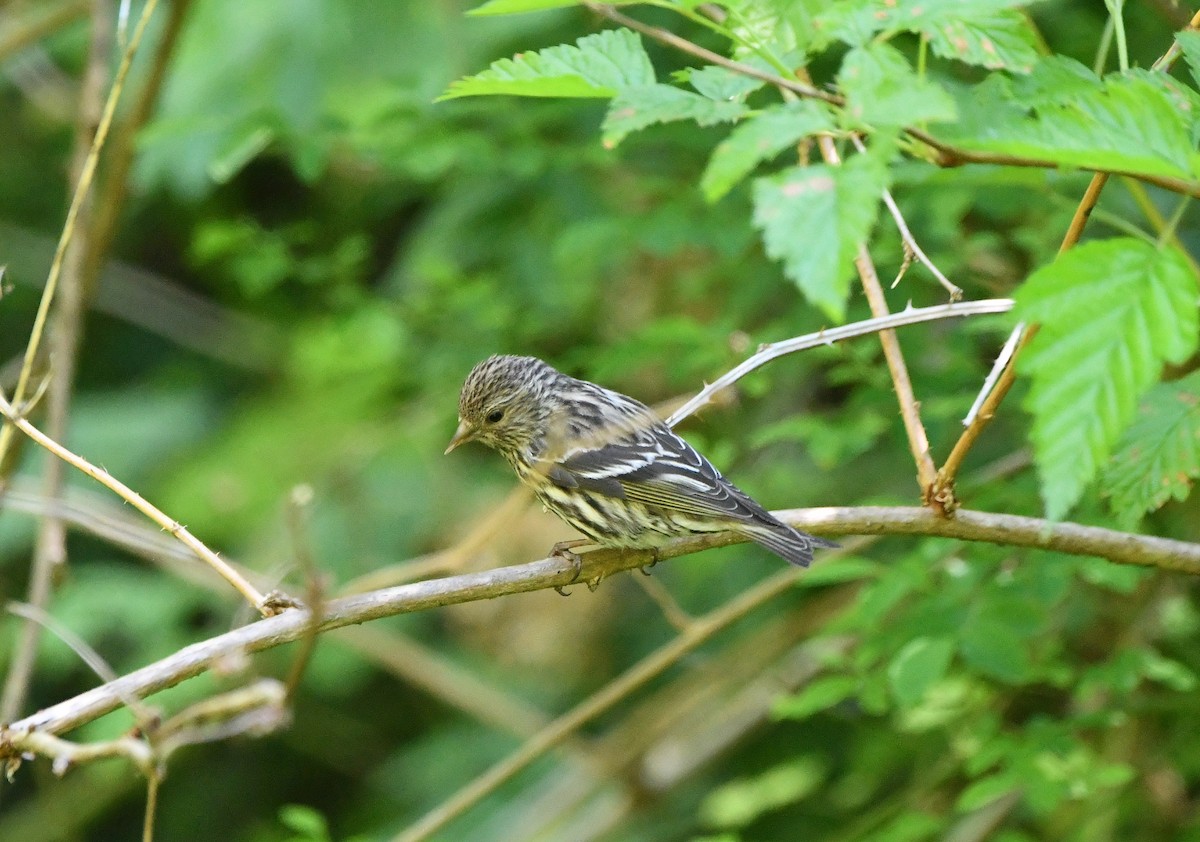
[444, 420, 475, 454]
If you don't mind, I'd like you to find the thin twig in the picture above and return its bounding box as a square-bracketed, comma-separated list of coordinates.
[0, 0, 115, 727]
[962, 322, 1025, 427]
[0, 0, 161, 468]
[810, 128, 939, 502]
[666, 299, 1014, 426]
[3, 505, 1197, 748]
[0, 389, 278, 615]
[629, 573, 694, 631]
[850, 135, 962, 300]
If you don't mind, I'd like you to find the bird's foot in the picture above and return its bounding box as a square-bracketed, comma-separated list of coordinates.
[638, 548, 661, 577]
[550, 539, 589, 597]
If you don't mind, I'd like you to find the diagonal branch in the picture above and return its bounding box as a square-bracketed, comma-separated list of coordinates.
[666, 299, 1014, 426]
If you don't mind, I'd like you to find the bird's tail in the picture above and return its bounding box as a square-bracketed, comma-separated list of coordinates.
[748, 523, 838, 568]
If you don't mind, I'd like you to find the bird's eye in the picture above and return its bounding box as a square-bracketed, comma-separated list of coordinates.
[485, 409, 504, 424]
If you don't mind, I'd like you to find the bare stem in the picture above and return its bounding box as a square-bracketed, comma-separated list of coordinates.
[0, 390, 275, 615]
[666, 299, 1015, 426]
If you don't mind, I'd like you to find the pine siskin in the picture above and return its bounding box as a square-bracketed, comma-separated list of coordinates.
[446, 355, 837, 574]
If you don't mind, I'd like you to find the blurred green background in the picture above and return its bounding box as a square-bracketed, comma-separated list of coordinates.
[1, 1, 1199, 840]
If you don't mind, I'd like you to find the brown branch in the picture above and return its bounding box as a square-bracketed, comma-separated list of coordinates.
[3, 505, 1195, 748]
[811, 131, 939, 503]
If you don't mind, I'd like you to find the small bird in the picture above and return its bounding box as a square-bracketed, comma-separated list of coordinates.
[446, 355, 836, 582]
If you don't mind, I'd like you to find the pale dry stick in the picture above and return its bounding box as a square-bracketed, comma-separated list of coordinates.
[849, 134, 962, 300]
[1, 0, 115, 730]
[0, 0, 160, 468]
[0, 390, 278, 615]
[5, 507, 1197, 755]
[666, 299, 1014, 427]
[813, 131, 941, 502]
[962, 322, 1025, 427]
[391, 561, 814, 842]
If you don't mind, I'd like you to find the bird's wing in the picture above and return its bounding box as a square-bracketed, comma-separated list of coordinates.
[545, 423, 768, 523]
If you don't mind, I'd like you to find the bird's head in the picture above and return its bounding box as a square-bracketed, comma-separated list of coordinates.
[445, 355, 558, 458]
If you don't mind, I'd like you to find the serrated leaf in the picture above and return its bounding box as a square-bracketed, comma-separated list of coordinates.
[701, 101, 833, 202]
[1016, 239, 1200, 519]
[773, 675, 858, 719]
[602, 84, 748, 148]
[814, 0, 1038, 72]
[1176, 29, 1200, 90]
[685, 64, 767, 101]
[900, 3, 1040, 72]
[439, 29, 654, 101]
[751, 155, 886, 320]
[1102, 371, 1200, 527]
[942, 69, 1199, 181]
[888, 636, 955, 707]
[839, 43, 957, 128]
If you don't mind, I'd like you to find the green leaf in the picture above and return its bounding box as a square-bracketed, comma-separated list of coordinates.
[751, 154, 886, 320]
[1102, 371, 1200, 527]
[700, 758, 826, 828]
[773, 675, 858, 719]
[1176, 29, 1200, 90]
[943, 67, 1200, 181]
[838, 43, 957, 128]
[438, 28, 654, 100]
[888, 636, 955, 707]
[959, 619, 1032, 683]
[685, 64, 767, 101]
[814, 0, 1039, 72]
[468, 0, 581, 14]
[1016, 239, 1199, 519]
[602, 84, 747, 147]
[899, 3, 1040, 72]
[701, 101, 833, 202]
[957, 773, 1021, 812]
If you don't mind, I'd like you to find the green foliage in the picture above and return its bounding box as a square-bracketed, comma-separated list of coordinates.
[701, 101, 833, 202]
[439, 28, 655, 100]
[838, 43, 957, 128]
[943, 58, 1200, 181]
[1103, 371, 1200, 527]
[752, 153, 887, 320]
[602, 84, 748, 147]
[1016, 238, 1198, 518]
[3, 0, 1200, 840]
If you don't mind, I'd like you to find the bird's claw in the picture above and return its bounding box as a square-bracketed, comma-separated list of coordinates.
[550, 539, 587, 597]
[638, 549, 660, 577]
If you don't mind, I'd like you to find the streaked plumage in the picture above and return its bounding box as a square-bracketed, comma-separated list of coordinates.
[446, 355, 836, 567]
